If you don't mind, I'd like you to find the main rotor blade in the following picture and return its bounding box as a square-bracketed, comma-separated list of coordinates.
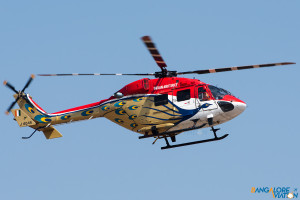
[3, 81, 18, 94]
[141, 36, 167, 71]
[38, 73, 155, 76]
[177, 62, 296, 75]
[21, 74, 35, 93]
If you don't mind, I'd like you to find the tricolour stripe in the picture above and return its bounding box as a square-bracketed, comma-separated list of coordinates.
[15, 110, 21, 116]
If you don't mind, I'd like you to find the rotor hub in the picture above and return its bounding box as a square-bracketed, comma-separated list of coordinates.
[154, 70, 177, 78]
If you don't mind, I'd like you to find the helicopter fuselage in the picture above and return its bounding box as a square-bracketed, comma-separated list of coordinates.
[4, 35, 293, 148]
[19, 77, 246, 138]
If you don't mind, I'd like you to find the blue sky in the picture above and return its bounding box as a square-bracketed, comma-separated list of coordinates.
[0, 1, 299, 199]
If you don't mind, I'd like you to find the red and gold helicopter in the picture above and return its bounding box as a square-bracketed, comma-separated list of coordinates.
[4, 36, 295, 149]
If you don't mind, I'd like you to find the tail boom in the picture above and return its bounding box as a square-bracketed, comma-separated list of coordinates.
[20, 94, 109, 126]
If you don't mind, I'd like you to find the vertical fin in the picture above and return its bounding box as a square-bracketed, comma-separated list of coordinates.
[11, 109, 36, 127]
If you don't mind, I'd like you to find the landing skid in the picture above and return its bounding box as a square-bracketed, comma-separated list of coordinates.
[139, 122, 229, 150]
[161, 133, 228, 150]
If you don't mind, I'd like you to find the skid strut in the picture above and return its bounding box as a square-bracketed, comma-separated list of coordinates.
[139, 123, 207, 139]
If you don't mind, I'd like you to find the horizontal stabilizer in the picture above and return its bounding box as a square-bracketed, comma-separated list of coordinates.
[11, 109, 36, 127]
[42, 126, 63, 139]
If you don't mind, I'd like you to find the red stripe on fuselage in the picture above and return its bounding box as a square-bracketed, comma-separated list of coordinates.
[27, 94, 110, 115]
[28, 96, 47, 113]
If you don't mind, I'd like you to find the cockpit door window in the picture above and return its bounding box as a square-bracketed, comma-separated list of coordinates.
[195, 85, 218, 111]
[198, 87, 211, 101]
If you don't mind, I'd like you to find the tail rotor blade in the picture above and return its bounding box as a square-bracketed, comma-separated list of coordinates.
[3, 81, 18, 94]
[4, 74, 35, 115]
[21, 74, 35, 93]
[6, 97, 20, 115]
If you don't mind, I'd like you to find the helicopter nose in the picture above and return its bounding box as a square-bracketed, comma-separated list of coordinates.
[217, 98, 246, 118]
[233, 101, 247, 115]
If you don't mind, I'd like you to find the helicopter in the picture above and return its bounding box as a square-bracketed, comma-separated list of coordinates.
[4, 36, 295, 150]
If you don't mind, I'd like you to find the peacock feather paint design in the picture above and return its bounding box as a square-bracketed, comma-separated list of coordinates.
[115, 118, 124, 123]
[129, 114, 137, 120]
[34, 115, 51, 123]
[133, 98, 143, 102]
[130, 123, 138, 128]
[25, 104, 35, 114]
[60, 115, 71, 120]
[81, 110, 94, 116]
[114, 101, 126, 107]
[128, 105, 139, 110]
[101, 105, 110, 111]
[115, 109, 126, 115]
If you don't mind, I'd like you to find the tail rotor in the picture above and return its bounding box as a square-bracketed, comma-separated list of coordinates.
[3, 74, 35, 115]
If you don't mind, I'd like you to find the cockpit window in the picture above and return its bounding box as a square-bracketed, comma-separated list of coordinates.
[208, 85, 232, 100]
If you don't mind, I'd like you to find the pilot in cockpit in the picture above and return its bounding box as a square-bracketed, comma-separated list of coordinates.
[198, 87, 210, 101]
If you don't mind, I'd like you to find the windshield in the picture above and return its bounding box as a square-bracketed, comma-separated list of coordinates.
[208, 85, 232, 100]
